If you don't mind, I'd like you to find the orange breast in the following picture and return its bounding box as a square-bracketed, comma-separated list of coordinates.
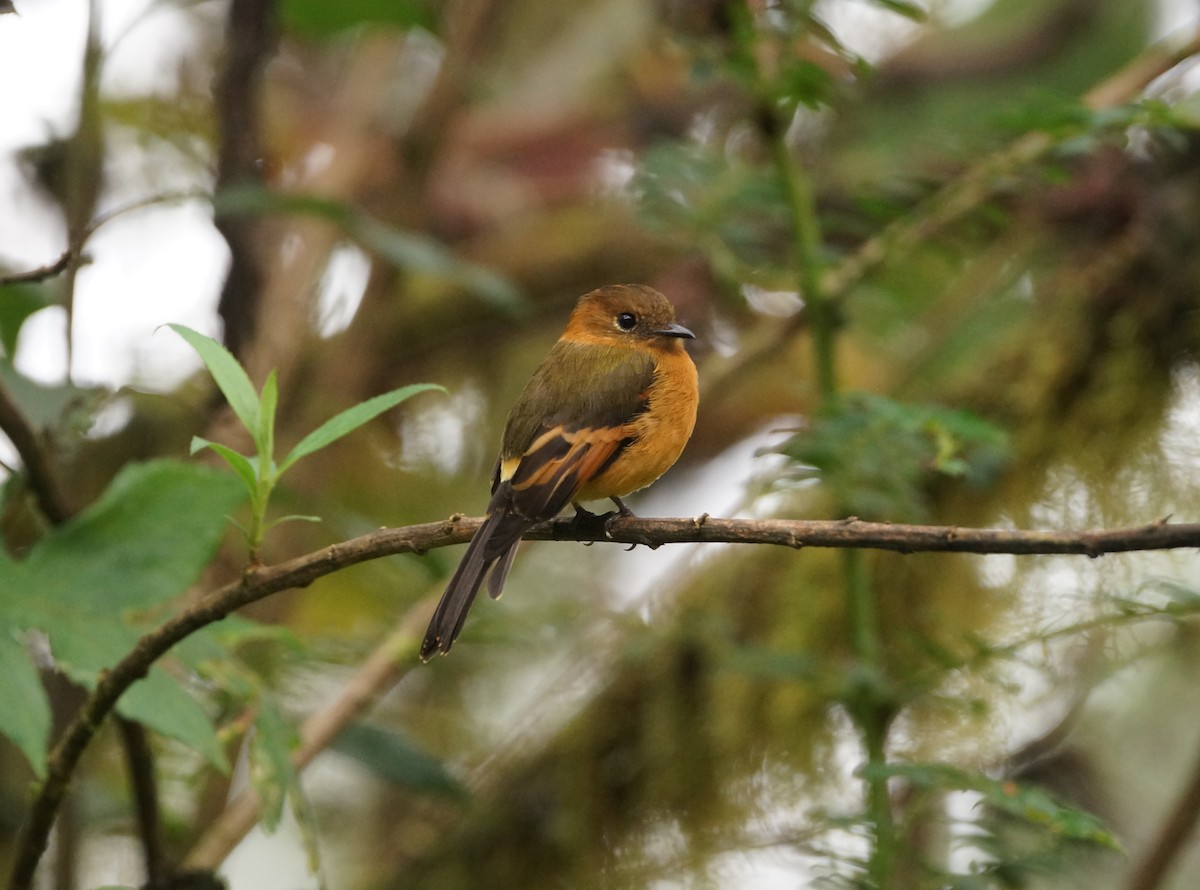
[574, 347, 698, 501]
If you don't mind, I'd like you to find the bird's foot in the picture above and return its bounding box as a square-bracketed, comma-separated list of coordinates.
[567, 503, 609, 544]
[567, 500, 656, 549]
[604, 497, 657, 550]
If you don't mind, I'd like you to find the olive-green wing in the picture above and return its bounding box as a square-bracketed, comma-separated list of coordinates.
[496, 340, 655, 522]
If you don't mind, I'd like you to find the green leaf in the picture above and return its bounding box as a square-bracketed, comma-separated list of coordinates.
[332, 722, 466, 799]
[213, 187, 524, 312]
[0, 364, 102, 432]
[258, 370, 278, 467]
[118, 668, 229, 772]
[175, 615, 305, 677]
[263, 514, 323, 532]
[0, 282, 49, 359]
[279, 383, 443, 473]
[280, 0, 436, 36]
[167, 324, 261, 439]
[192, 437, 259, 497]
[213, 186, 350, 223]
[0, 631, 51, 777]
[250, 697, 299, 832]
[867, 0, 926, 21]
[722, 645, 819, 681]
[778, 59, 836, 110]
[22, 460, 245, 613]
[778, 393, 1009, 521]
[0, 461, 244, 767]
[351, 216, 525, 313]
[871, 762, 1120, 850]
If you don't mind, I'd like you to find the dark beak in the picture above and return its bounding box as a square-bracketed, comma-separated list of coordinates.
[655, 322, 695, 340]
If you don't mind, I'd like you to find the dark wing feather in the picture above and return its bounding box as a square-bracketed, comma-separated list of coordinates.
[507, 424, 630, 519]
[421, 342, 657, 658]
[500, 342, 655, 519]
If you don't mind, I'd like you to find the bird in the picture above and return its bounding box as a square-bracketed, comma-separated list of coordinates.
[420, 284, 699, 660]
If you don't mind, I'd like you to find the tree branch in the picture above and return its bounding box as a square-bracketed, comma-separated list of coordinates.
[9, 511, 1200, 890]
[1126, 730, 1200, 890]
[213, 0, 277, 362]
[0, 378, 171, 885]
[0, 378, 72, 524]
[116, 717, 164, 886]
[183, 605, 429, 869]
[0, 250, 78, 287]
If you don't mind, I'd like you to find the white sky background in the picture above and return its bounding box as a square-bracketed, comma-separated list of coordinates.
[4, 1, 1200, 888]
[0, 0, 226, 390]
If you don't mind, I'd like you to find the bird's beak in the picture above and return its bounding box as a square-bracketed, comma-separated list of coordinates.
[655, 322, 695, 340]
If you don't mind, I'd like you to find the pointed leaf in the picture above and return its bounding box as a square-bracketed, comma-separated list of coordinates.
[118, 668, 229, 772]
[251, 697, 299, 832]
[868, 0, 925, 21]
[351, 217, 524, 313]
[332, 722, 466, 799]
[258, 370, 278, 468]
[0, 632, 51, 777]
[0, 282, 48, 359]
[213, 185, 350, 223]
[213, 188, 523, 311]
[22, 460, 246, 613]
[167, 324, 261, 439]
[279, 383, 443, 473]
[264, 514, 323, 532]
[1, 461, 244, 768]
[192, 437, 259, 497]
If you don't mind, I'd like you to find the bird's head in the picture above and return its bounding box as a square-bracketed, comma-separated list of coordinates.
[563, 284, 695, 349]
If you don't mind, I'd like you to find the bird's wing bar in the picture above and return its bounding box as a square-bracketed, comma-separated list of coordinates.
[506, 423, 633, 519]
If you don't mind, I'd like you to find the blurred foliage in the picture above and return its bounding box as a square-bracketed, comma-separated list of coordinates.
[0, 461, 244, 772]
[3, 0, 1200, 888]
[778, 393, 1010, 521]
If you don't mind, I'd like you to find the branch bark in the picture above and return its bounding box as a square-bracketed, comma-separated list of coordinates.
[0, 378, 172, 886]
[0, 377, 72, 524]
[213, 0, 276, 363]
[1126, 731, 1200, 890]
[8, 511, 1200, 890]
[182, 606, 429, 869]
[0, 251, 77, 287]
[117, 718, 164, 886]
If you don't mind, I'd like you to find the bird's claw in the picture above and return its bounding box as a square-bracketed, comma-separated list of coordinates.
[602, 509, 658, 550]
[567, 503, 615, 543]
[569, 500, 656, 548]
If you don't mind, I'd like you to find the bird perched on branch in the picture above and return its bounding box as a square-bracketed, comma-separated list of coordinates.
[420, 284, 699, 660]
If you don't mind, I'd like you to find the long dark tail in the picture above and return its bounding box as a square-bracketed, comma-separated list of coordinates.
[420, 511, 526, 660]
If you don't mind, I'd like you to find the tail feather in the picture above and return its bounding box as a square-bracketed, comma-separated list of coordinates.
[486, 541, 520, 600]
[420, 511, 527, 660]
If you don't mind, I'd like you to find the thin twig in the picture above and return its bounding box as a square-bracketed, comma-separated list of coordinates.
[703, 25, 1200, 403]
[116, 718, 164, 886]
[81, 190, 210, 241]
[212, 0, 277, 362]
[183, 607, 428, 869]
[0, 378, 170, 885]
[9, 512, 1200, 889]
[1126, 732, 1200, 890]
[0, 377, 72, 525]
[0, 251, 77, 287]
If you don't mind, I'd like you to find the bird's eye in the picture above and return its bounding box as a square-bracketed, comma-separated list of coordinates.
[616, 312, 637, 331]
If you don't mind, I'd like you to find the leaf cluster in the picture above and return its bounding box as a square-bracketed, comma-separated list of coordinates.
[778, 393, 1010, 521]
